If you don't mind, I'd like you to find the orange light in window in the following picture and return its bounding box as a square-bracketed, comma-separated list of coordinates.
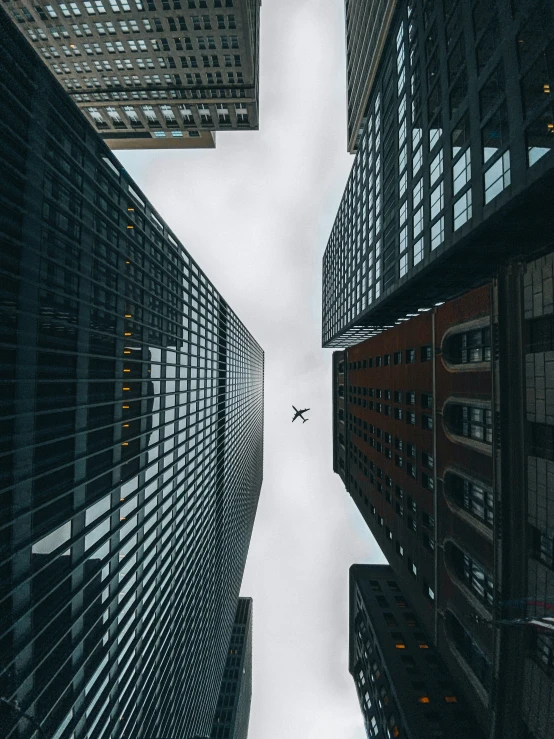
[549, 123, 554, 131]
[418, 644, 429, 649]
[544, 84, 551, 94]
[120, 517, 126, 521]
[120, 498, 125, 502]
[124, 368, 131, 372]
[69, 44, 76, 48]
[127, 225, 134, 229]
[124, 350, 131, 354]
[122, 405, 129, 409]
[392, 728, 399, 738]
[123, 387, 130, 391]
[445, 696, 458, 703]
[124, 332, 131, 336]
[123, 423, 129, 428]
[126, 260, 131, 264]
[122, 442, 128, 446]
[127, 207, 134, 212]
[418, 696, 430, 704]
[125, 314, 132, 318]
[395, 643, 406, 649]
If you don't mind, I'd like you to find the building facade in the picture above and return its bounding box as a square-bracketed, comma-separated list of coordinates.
[211, 597, 253, 739]
[323, 0, 554, 347]
[350, 564, 482, 739]
[344, 0, 397, 153]
[4, 0, 261, 149]
[335, 275, 554, 736]
[334, 285, 496, 729]
[0, 10, 263, 739]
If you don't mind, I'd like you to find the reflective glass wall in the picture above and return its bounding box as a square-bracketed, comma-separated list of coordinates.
[0, 9, 263, 739]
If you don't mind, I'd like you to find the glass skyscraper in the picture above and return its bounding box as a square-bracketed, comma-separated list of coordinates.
[322, 0, 554, 348]
[0, 8, 263, 739]
[211, 597, 253, 739]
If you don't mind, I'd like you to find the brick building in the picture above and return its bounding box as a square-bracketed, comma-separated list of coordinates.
[334, 284, 495, 728]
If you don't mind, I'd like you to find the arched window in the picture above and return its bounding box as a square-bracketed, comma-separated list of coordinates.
[445, 611, 491, 692]
[443, 401, 492, 445]
[445, 471, 493, 527]
[441, 317, 491, 368]
[447, 542, 493, 608]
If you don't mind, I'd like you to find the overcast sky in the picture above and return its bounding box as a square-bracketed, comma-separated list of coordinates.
[118, 1, 385, 735]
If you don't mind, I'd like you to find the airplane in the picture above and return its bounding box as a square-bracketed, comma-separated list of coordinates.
[292, 405, 310, 423]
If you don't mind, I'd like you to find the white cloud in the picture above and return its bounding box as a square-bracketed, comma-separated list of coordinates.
[117, 0, 385, 735]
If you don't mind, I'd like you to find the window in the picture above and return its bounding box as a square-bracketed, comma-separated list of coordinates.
[406, 391, 415, 405]
[445, 326, 491, 364]
[413, 238, 424, 266]
[394, 351, 402, 365]
[430, 181, 443, 218]
[394, 407, 403, 420]
[446, 403, 492, 444]
[430, 149, 443, 186]
[421, 393, 432, 409]
[484, 150, 511, 203]
[447, 472, 493, 526]
[406, 349, 415, 363]
[422, 472, 434, 490]
[453, 190, 472, 230]
[431, 216, 444, 250]
[422, 414, 433, 430]
[406, 411, 416, 425]
[453, 147, 471, 195]
[451, 545, 493, 606]
[422, 511, 435, 529]
[421, 345, 432, 361]
[392, 632, 406, 649]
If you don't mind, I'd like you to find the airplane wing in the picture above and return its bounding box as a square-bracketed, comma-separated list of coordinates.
[292, 405, 298, 413]
[299, 408, 309, 414]
[292, 415, 298, 422]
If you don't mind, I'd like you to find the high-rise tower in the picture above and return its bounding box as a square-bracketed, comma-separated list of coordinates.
[5, 0, 261, 149]
[0, 9, 263, 739]
[211, 597, 253, 739]
[323, 0, 554, 348]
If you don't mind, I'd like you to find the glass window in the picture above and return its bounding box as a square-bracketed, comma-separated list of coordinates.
[484, 150, 510, 203]
[429, 183, 442, 221]
[453, 148, 471, 195]
[431, 216, 444, 250]
[413, 238, 424, 265]
[449, 472, 493, 526]
[446, 326, 491, 363]
[453, 190, 472, 230]
[430, 149, 443, 186]
[447, 403, 492, 443]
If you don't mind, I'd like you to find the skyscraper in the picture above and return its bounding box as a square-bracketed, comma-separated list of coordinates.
[0, 8, 263, 739]
[349, 564, 482, 739]
[344, 0, 397, 153]
[211, 597, 253, 739]
[323, 0, 554, 348]
[333, 285, 494, 728]
[5, 0, 261, 149]
[333, 276, 554, 736]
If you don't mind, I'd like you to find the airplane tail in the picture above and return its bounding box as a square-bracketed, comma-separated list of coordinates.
[303, 418, 308, 423]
